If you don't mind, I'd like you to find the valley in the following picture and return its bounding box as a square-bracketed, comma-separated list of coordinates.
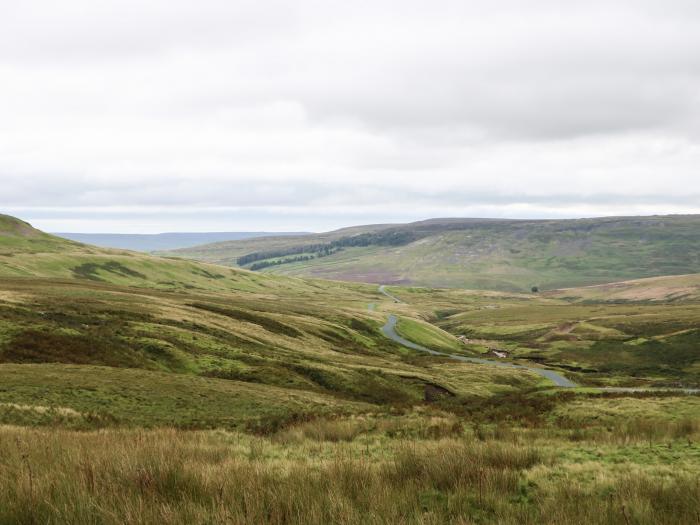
[0, 214, 697, 524]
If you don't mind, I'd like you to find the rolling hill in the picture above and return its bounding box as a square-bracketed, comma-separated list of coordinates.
[0, 214, 312, 294]
[2, 212, 697, 402]
[164, 215, 700, 292]
[0, 213, 546, 431]
[1, 213, 699, 523]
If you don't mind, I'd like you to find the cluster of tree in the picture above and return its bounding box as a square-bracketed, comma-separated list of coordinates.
[238, 244, 333, 266]
[249, 255, 314, 271]
[237, 230, 422, 267]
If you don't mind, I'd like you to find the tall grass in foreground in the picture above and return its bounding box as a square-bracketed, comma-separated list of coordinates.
[0, 423, 697, 525]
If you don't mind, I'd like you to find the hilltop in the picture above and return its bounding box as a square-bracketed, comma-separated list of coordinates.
[0, 214, 79, 252]
[164, 215, 700, 292]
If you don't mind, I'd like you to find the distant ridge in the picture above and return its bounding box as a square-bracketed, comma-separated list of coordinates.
[53, 231, 310, 252]
[164, 214, 700, 292]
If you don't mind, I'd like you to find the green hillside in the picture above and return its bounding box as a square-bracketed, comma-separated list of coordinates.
[164, 215, 700, 291]
[0, 214, 545, 431]
[1, 214, 699, 523]
[0, 214, 78, 253]
[0, 214, 306, 293]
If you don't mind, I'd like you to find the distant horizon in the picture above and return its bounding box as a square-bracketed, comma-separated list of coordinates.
[52, 230, 314, 236]
[49, 230, 313, 252]
[35, 211, 700, 235]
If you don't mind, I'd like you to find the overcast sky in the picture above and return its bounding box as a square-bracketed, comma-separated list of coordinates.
[1, 0, 699, 232]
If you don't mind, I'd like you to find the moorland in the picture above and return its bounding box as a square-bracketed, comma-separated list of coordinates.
[0, 213, 698, 524]
[165, 215, 700, 291]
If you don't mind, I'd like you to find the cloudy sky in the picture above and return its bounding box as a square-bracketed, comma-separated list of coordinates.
[1, 0, 699, 232]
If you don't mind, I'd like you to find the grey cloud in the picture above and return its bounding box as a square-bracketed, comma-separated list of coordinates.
[2, 170, 698, 211]
[0, 1, 297, 63]
[5, 0, 700, 140]
[0, 175, 325, 207]
[6, 1, 699, 140]
[1, 0, 700, 230]
[289, 2, 700, 139]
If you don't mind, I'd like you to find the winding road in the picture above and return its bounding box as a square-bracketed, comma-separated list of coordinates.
[376, 285, 700, 392]
[378, 285, 403, 303]
[381, 314, 578, 387]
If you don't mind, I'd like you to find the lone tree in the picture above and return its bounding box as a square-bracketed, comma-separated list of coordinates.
[531, 286, 539, 293]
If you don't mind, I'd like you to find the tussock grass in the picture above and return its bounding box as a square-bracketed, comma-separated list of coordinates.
[274, 413, 466, 444]
[536, 473, 700, 525]
[389, 439, 543, 491]
[274, 418, 370, 443]
[0, 420, 697, 525]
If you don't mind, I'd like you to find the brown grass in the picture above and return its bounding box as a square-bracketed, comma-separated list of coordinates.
[0, 419, 697, 525]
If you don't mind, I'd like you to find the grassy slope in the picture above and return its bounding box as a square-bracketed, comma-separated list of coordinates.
[166, 215, 700, 292]
[0, 215, 542, 430]
[395, 317, 464, 353]
[0, 277, 543, 429]
[0, 364, 369, 430]
[547, 272, 700, 302]
[0, 214, 311, 294]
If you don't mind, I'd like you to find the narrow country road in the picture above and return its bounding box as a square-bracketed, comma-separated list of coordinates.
[376, 285, 700, 393]
[378, 285, 403, 303]
[381, 314, 578, 387]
